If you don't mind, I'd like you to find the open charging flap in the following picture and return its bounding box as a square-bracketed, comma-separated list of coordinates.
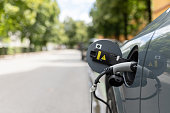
[86, 40, 122, 73]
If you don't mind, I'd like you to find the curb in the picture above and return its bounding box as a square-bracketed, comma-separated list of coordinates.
[0, 51, 48, 60]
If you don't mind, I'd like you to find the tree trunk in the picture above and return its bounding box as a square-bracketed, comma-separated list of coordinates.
[146, 0, 152, 23]
[29, 37, 34, 52]
[115, 24, 120, 41]
[123, 12, 128, 40]
[123, 0, 128, 40]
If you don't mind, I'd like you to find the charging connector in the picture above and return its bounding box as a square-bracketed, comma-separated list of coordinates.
[90, 61, 137, 91]
[90, 61, 137, 113]
[110, 61, 137, 75]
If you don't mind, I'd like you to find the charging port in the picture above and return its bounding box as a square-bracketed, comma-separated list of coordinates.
[124, 45, 138, 86]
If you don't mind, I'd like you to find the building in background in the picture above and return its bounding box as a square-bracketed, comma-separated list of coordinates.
[152, 0, 170, 20]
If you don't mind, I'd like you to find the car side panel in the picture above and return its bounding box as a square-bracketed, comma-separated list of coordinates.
[113, 9, 169, 113]
[116, 32, 152, 113]
[141, 10, 170, 113]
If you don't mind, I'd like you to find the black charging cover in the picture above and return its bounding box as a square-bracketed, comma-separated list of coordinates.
[86, 40, 122, 73]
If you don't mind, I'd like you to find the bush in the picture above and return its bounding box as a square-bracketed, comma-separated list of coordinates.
[0, 47, 42, 55]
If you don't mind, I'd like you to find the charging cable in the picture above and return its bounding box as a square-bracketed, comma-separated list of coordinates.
[90, 61, 137, 113]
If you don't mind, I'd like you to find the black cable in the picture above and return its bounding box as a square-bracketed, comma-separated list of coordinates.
[93, 90, 112, 113]
[91, 68, 113, 113]
[94, 68, 113, 84]
[94, 71, 106, 84]
[91, 92, 93, 113]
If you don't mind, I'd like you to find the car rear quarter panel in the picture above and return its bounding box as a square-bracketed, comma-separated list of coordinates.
[141, 10, 170, 113]
[113, 9, 169, 113]
[114, 32, 153, 113]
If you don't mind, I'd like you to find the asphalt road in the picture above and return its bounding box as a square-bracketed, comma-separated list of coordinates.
[0, 50, 90, 113]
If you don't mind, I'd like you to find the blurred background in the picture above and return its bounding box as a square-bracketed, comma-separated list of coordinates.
[0, 0, 169, 113]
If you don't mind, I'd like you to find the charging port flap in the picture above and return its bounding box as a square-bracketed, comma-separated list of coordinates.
[87, 40, 122, 73]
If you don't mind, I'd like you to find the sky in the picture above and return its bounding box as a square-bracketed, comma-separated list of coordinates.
[57, 0, 95, 23]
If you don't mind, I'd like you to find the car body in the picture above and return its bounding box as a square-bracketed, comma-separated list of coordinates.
[89, 8, 170, 113]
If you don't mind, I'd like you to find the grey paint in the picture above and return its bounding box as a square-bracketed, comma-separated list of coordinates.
[113, 8, 170, 113]
[113, 28, 153, 113]
[141, 11, 170, 113]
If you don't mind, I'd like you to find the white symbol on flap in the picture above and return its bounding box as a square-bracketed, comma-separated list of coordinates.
[96, 44, 102, 49]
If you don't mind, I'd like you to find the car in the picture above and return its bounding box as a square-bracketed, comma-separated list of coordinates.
[79, 38, 98, 61]
[88, 8, 170, 113]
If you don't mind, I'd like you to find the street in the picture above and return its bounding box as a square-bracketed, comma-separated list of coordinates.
[0, 50, 90, 113]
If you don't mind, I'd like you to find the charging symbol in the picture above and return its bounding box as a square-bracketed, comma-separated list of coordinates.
[101, 55, 106, 60]
[96, 51, 106, 61]
[97, 51, 101, 60]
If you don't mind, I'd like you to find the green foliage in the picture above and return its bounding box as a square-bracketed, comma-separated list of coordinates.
[63, 17, 88, 48]
[87, 24, 96, 39]
[0, 47, 41, 55]
[0, 0, 61, 50]
[90, 0, 149, 40]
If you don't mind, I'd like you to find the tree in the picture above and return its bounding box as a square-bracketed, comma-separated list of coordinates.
[63, 17, 88, 48]
[90, 0, 149, 41]
[64, 17, 77, 48]
[87, 24, 96, 39]
[21, 0, 60, 49]
[146, 0, 152, 23]
[0, 0, 61, 50]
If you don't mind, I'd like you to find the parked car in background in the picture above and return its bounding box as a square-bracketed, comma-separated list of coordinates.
[89, 8, 170, 113]
[79, 38, 97, 61]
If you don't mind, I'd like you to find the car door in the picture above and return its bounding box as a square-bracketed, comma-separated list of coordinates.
[141, 9, 170, 113]
[111, 9, 169, 113]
